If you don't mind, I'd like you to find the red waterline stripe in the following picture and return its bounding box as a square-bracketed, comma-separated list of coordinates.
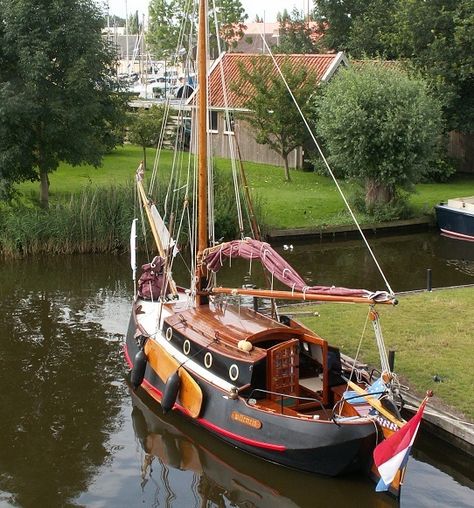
[441, 228, 474, 241]
[124, 344, 133, 368]
[123, 345, 286, 453]
[197, 418, 286, 451]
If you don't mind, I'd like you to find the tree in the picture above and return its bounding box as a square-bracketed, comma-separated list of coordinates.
[346, 0, 398, 58]
[128, 10, 141, 34]
[313, 66, 443, 210]
[388, 0, 474, 132]
[0, 0, 126, 205]
[313, 0, 398, 57]
[313, 0, 365, 52]
[314, 0, 474, 132]
[147, 0, 248, 60]
[233, 58, 316, 181]
[127, 106, 167, 171]
[108, 15, 126, 27]
[277, 8, 320, 54]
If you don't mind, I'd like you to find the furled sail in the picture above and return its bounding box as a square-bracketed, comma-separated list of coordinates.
[150, 205, 178, 257]
[203, 238, 392, 302]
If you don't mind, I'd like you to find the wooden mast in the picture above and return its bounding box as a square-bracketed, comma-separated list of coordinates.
[196, 0, 208, 305]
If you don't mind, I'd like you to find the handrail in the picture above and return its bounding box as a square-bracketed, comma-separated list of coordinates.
[247, 388, 329, 419]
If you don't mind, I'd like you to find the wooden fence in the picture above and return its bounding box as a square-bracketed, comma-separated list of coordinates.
[448, 131, 474, 173]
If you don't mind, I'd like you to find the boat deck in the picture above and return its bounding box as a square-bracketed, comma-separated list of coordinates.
[447, 196, 474, 212]
[165, 302, 300, 361]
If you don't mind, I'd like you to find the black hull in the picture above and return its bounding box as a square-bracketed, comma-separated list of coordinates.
[435, 204, 474, 241]
[129, 386, 398, 508]
[125, 319, 377, 478]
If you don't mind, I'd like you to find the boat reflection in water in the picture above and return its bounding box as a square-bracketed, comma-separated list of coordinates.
[129, 384, 396, 508]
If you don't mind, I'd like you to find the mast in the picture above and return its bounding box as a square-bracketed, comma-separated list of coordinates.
[196, 0, 208, 305]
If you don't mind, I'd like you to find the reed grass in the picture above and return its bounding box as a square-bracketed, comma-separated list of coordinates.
[0, 185, 136, 258]
[0, 168, 250, 258]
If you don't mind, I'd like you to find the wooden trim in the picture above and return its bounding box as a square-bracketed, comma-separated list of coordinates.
[302, 333, 329, 404]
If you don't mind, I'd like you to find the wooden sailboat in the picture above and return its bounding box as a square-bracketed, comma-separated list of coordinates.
[125, 0, 426, 499]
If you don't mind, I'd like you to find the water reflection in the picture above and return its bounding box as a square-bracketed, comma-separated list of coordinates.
[412, 430, 474, 491]
[268, 232, 474, 292]
[129, 386, 396, 508]
[0, 255, 130, 507]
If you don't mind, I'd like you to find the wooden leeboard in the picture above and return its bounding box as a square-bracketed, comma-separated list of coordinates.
[144, 339, 203, 418]
[346, 380, 405, 428]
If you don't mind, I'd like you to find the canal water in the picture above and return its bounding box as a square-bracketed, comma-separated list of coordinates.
[0, 232, 473, 507]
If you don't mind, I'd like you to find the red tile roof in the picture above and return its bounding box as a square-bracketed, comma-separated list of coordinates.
[205, 52, 343, 109]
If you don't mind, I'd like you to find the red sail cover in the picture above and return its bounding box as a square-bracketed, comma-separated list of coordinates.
[203, 239, 390, 302]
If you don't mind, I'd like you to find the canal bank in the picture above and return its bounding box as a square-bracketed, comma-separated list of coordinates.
[402, 389, 474, 458]
[267, 217, 434, 242]
[338, 330, 474, 460]
[399, 286, 474, 458]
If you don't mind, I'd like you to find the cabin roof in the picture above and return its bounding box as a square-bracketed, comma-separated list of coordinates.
[165, 303, 297, 359]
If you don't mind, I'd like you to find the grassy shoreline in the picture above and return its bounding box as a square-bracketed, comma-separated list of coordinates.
[13, 145, 474, 228]
[284, 287, 474, 421]
[2, 144, 473, 257]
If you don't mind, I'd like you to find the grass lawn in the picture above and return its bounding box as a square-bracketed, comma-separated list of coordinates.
[16, 145, 474, 229]
[284, 287, 474, 420]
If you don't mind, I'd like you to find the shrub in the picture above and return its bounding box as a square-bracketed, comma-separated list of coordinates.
[312, 65, 445, 210]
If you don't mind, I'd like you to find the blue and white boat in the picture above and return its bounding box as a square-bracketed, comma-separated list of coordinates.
[435, 196, 474, 242]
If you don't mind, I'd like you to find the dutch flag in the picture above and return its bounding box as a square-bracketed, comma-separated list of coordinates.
[373, 398, 427, 491]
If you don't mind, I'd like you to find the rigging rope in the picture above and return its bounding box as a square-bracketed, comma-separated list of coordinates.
[257, 31, 395, 297]
[211, 0, 245, 238]
[149, 0, 195, 197]
[346, 310, 370, 393]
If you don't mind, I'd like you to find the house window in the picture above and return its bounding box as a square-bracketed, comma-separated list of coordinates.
[224, 112, 235, 135]
[209, 111, 218, 132]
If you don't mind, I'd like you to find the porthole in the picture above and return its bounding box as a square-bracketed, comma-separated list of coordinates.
[183, 339, 191, 355]
[204, 352, 213, 369]
[165, 327, 173, 341]
[229, 364, 239, 381]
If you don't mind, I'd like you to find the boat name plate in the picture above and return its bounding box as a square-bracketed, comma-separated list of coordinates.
[231, 411, 262, 429]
